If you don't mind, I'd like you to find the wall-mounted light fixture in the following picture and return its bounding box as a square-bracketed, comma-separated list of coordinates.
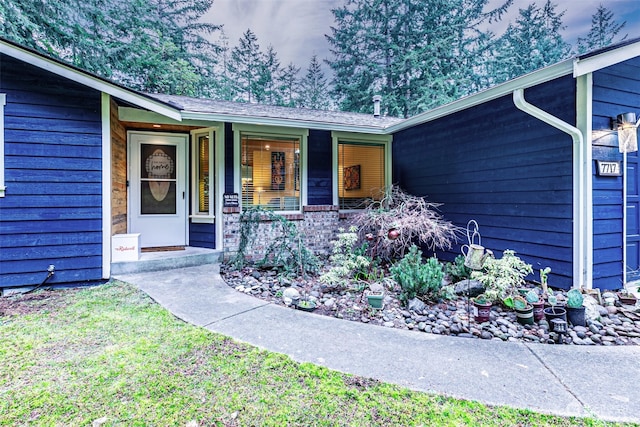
[615, 112, 640, 153]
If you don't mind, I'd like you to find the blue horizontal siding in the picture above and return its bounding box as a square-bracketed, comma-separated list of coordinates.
[590, 56, 640, 289]
[0, 54, 104, 288]
[393, 75, 575, 289]
[189, 222, 215, 249]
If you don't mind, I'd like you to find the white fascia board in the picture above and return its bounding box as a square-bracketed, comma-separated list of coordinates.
[118, 107, 214, 127]
[180, 111, 388, 134]
[386, 60, 574, 134]
[574, 41, 640, 77]
[0, 42, 182, 122]
[101, 93, 112, 279]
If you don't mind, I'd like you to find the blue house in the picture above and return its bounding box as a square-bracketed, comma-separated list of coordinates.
[1, 36, 640, 292]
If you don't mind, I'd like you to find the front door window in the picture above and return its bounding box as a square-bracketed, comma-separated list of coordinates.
[140, 144, 177, 214]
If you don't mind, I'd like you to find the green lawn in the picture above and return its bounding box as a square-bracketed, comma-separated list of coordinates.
[0, 282, 625, 426]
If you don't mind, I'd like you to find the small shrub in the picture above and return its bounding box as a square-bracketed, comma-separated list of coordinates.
[471, 249, 533, 304]
[350, 185, 460, 262]
[320, 227, 371, 288]
[389, 245, 444, 305]
[445, 255, 472, 282]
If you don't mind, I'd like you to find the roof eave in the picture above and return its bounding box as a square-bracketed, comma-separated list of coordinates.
[574, 39, 640, 77]
[386, 59, 575, 134]
[180, 111, 390, 134]
[0, 40, 182, 122]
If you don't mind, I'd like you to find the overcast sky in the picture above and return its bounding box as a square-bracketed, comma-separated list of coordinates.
[203, 0, 640, 71]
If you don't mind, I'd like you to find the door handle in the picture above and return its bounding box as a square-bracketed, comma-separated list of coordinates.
[182, 191, 185, 200]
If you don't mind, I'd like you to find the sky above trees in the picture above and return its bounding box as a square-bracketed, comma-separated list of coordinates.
[2, 0, 638, 117]
[206, 0, 640, 74]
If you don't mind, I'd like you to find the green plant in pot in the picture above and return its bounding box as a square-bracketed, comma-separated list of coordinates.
[565, 288, 586, 327]
[513, 296, 534, 325]
[472, 293, 492, 323]
[525, 289, 545, 322]
[471, 249, 533, 305]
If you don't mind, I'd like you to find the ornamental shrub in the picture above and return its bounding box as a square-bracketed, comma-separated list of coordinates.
[320, 227, 371, 288]
[471, 249, 533, 304]
[389, 245, 443, 305]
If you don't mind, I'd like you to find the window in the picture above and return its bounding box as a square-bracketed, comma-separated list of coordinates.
[191, 129, 215, 221]
[333, 132, 391, 210]
[0, 93, 5, 198]
[235, 124, 307, 211]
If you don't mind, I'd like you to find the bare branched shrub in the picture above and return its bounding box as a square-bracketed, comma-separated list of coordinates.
[350, 185, 461, 261]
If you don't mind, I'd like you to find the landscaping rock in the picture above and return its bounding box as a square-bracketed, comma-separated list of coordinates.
[454, 279, 484, 297]
[220, 264, 639, 347]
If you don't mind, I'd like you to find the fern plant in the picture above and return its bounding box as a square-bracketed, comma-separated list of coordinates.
[389, 245, 443, 305]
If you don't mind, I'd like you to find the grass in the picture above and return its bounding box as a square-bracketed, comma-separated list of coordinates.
[0, 282, 630, 426]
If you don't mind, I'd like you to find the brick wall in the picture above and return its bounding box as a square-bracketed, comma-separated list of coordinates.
[222, 205, 348, 261]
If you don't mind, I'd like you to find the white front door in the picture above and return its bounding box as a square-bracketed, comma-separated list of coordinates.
[128, 132, 188, 248]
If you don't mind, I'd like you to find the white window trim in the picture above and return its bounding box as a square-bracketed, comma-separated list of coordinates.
[233, 123, 308, 212]
[190, 127, 217, 223]
[331, 131, 392, 209]
[0, 94, 6, 197]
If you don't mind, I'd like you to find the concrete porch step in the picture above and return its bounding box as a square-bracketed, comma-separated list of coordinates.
[111, 247, 222, 276]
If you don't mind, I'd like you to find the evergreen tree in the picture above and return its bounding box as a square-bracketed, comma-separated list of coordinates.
[299, 55, 329, 110]
[280, 63, 301, 108]
[0, 0, 221, 96]
[258, 45, 283, 105]
[490, 0, 571, 84]
[326, 0, 512, 117]
[228, 29, 264, 103]
[577, 4, 627, 54]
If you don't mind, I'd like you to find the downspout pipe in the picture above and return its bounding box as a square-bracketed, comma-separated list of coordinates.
[512, 88, 588, 289]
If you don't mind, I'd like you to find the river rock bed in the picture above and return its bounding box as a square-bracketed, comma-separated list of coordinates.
[220, 265, 640, 346]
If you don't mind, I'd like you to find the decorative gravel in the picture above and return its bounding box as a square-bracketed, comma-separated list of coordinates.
[221, 265, 640, 346]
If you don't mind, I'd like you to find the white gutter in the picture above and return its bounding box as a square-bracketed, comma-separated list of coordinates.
[512, 88, 589, 289]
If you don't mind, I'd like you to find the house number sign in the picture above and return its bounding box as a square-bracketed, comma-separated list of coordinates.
[596, 160, 622, 177]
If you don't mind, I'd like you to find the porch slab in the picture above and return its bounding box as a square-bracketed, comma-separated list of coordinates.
[110, 246, 222, 275]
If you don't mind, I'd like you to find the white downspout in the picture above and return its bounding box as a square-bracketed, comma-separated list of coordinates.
[513, 88, 589, 289]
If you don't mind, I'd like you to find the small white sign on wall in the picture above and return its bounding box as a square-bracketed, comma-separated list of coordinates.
[112, 233, 141, 262]
[596, 160, 622, 177]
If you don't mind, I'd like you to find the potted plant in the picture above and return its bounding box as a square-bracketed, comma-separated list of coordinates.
[513, 296, 534, 325]
[366, 289, 385, 309]
[617, 288, 638, 305]
[565, 288, 585, 327]
[525, 289, 545, 322]
[544, 293, 567, 324]
[471, 249, 533, 307]
[539, 267, 551, 297]
[472, 294, 492, 323]
[297, 299, 317, 312]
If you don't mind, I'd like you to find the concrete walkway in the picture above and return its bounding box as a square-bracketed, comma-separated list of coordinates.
[114, 263, 640, 424]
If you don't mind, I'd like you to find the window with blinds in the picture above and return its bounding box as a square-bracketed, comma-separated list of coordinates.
[197, 134, 210, 214]
[241, 134, 300, 211]
[338, 142, 385, 210]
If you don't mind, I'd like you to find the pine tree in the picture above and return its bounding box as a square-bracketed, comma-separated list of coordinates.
[326, 0, 513, 117]
[0, 0, 222, 97]
[228, 29, 264, 103]
[280, 63, 301, 108]
[577, 4, 627, 54]
[258, 45, 282, 105]
[490, 0, 571, 84]
[299, 55, 329, 110]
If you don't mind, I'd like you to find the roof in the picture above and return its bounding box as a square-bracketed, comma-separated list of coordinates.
[2, 35, 640, 135]
[146, 93, 403, 133]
